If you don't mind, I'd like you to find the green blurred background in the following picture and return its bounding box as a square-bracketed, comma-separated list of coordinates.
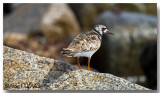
[3, 3, 157, 89]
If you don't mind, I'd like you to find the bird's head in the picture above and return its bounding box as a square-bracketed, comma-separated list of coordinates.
[93, 25, 114, 35]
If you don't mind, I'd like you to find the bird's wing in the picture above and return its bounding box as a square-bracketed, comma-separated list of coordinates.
[67, 32, 101, 52]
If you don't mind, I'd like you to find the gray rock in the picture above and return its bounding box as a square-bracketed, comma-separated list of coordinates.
[4, 3, 80, 44]
[96, 11, 157, 29]
[3, 4, 80, 65]
[3, 3, 21, 16]
[94, 11, 157, 77]
[4, 4, 50, 34]
[69, 3, 156, 32]
[3, 46, 149, 90]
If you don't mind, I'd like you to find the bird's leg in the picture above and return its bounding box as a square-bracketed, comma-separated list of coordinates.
[77, 57, 81, 68]
[88, 57, 91, 71]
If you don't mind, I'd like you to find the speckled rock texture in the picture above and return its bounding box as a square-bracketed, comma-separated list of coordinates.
[3, 46, 149, 90]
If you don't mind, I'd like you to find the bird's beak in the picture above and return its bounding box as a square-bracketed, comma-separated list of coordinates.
[106, 31, 114, 35]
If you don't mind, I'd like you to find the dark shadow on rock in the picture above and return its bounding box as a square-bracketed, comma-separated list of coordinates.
[39, 60, 78, 90]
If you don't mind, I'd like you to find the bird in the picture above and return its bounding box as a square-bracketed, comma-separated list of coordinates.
[61, 25, 114, 71]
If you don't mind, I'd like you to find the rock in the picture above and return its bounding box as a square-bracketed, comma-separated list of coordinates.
[3, 32, 28, 49]
[41, 3, 80, 43]
[3, 46, 149, 90]
[3, 3, 21, 16]
[4, 3, 80, 44]
[96, 11, 157, 29]
[94, 11, 157, 78]
[4, 4, 50, 34]
[3, 32, 75, 65]
[69, 3, 156, 32]
[3, 3, 80, 64]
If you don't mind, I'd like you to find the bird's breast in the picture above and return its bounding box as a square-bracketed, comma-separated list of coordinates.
[75, 50, 97, 58]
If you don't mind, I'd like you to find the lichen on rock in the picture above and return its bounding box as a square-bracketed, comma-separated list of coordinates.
[3, 46, 149, 90]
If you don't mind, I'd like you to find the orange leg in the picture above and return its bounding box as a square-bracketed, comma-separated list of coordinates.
[88, 58, 91, 71]
[77, 57, 81, 68]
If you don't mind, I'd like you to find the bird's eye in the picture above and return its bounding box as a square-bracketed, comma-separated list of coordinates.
[102, 28, 106, 31]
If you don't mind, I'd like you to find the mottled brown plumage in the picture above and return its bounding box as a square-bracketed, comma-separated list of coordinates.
[61, 25, 113, 71]
[62, 31, 101, 57]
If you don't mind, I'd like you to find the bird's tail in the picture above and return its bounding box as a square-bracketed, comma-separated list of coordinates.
[61, 48, 76, 57]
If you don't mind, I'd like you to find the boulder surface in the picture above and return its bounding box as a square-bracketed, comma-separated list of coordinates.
[3, 46, 149, 90]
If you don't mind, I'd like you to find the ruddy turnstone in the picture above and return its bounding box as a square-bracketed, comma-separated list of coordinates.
[61, 25, 113, 71]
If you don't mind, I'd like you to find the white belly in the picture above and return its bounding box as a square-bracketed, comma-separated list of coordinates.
[75, 50, 96, 58]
